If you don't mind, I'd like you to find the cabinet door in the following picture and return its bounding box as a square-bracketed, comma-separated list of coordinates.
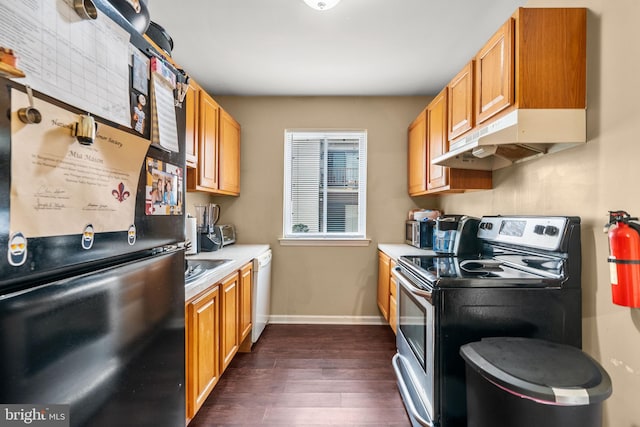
[389, 259, 397, 335]
[427, 89, 448, 190]
[219, 109, 241, 195]
[377, 251, 390, 321]
[475, 18, 514, 124]
[185, 79, 200, 168]
[239, 262, 252, 343]
[408, 110, 427, 196]
[220, 272, 239, 373]
[448, 61, 474, 141]
[198, 92, 220, 191]
[186, 286, 220, 420]
[389, 294, 397, 335]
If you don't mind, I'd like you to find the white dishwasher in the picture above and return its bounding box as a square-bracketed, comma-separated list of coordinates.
[252, 249, 272, 344]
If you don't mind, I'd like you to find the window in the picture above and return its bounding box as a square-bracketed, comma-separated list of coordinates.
[283, 130, 367, 241]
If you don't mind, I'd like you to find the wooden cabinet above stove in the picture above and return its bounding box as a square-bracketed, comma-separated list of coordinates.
[409, 7, 587, 182]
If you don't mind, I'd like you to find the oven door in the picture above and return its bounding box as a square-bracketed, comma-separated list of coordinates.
[391, 267, 435, 427]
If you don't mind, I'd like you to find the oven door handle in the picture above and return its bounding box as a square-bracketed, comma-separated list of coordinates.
[392, 353, 435, 427]
[392, 267, 433, 300]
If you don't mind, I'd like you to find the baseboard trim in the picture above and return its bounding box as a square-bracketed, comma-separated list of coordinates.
[268, 315, 387, 325]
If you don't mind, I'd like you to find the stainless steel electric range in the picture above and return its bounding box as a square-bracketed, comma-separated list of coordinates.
[391, 216, 582, 427]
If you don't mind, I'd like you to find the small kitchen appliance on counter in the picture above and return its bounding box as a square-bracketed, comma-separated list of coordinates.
[194, 203, 222, 251]
[392, 215, 582, 427]
[433, 214, 480, 254]
[214, 224, 236, 248]
[185, 215, 199, 254]
[406, 219, 435, 249]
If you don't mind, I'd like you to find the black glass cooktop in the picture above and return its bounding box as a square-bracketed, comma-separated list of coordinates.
[399, 254, 564, 288]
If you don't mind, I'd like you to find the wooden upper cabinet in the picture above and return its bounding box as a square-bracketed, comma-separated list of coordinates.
[407, 98, 491, 196]
[197, 91, 220, 191]
[408, 109, 427, 196]
[218, 109, 241, 195]
[186, 86, 241, 195]
[185, 79, 200, 168]
[405, 8, 584, 193]
[475, 18, 514, 124]
[427, 89, 448, 190]
[447, 61, 474, 141]
[515, 8, 586, 109]
[474, 8, 586, 124]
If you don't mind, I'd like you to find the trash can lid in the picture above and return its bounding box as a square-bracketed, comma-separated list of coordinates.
[460, 337, 612, 406]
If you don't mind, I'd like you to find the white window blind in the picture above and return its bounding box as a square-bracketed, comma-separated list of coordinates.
[284, 130, 367, 239]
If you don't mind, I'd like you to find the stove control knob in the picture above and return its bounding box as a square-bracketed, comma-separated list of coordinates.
[480, 222, 493, 230]
[544, 225, 559, 236]
[534, 225, 545, 235]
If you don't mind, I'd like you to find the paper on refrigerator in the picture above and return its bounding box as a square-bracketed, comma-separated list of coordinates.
[0, 0, 132, 127]
[9, 89, 150, 238]
[150, 59, 180, 153]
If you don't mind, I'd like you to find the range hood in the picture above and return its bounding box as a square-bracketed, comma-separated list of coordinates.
[431, 109, 586, 171]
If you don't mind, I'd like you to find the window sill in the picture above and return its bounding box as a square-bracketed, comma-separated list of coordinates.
[279, 238, 371, 247]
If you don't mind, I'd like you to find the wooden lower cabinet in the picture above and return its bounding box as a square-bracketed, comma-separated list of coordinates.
[239, 262, 253, 344]
[389, 259, 398, 334]
[220, 271, 239, 373]
[378, 252, 398, 334]
[185, 261, 254, 424]
[186, 285, 220, 421]
[377, 251, 391, 321]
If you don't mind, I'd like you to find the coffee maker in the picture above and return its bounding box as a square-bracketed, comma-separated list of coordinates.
[433, 215, 480, 255]
[194, 203, 222, 251]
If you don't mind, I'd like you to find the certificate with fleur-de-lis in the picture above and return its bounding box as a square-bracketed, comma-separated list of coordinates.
[10, 89, 150, 237]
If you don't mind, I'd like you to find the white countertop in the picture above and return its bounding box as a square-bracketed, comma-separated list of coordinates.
[185, 244, 270, 301]
[378, 243, 435, 261]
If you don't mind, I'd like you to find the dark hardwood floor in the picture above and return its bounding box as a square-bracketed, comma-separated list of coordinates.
[189, 324, 411, 427]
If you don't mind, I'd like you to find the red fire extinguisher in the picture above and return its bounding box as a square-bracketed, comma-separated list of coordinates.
[606, 211, 640, 308]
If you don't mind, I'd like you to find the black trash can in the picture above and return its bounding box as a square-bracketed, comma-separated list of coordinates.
[460, 337, 612, 427]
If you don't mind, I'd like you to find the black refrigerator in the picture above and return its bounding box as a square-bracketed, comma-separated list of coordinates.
[0, 3, 187, 425]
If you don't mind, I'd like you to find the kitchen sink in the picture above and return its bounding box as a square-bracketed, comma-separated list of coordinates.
[185, 259, 232, 285]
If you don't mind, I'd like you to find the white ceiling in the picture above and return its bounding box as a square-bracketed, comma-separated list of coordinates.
[147, 0, 526, 96]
